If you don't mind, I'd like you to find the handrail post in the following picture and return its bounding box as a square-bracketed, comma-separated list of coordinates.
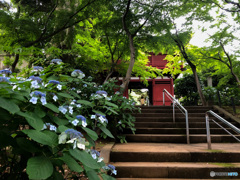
[205, 112, 212, 150]
[173, 100, 175, 123]
[186, 111, 190, 144]
[163, 90, 165, 106]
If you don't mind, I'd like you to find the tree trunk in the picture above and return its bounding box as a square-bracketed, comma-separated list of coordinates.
[231, 70, 240, 89]
[104, 69, 114, 84]
[11, 54, 19, 73]
[120, 34, 135, 92]
[191, 65, 207, 106]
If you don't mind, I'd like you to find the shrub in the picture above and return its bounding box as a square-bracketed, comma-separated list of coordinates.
[0, 60, 139, 179]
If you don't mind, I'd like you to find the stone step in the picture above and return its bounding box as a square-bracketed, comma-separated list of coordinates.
[138, 106, 213, 110]
[125, 134, 240, 143]
[139, 109, 215, 113]
[124, 128, 235, 134]
[134, 122, 240, 128]
[134, 117, 234, 123]
[112, 162, 240, 179]
[111, 151, 240, 162]
[133, 113, 225, 118]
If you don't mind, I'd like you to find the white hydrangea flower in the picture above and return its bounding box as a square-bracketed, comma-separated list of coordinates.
[72, 119, 79, 126]
[41, 96, 47, 105]
[97, 157, 104, 162]
[31, 80, 40, 88]
[50, 125, 57, 132]
[82, 120, 87, 127]
[69, 106, 74, 114]
[30, 97, 38, 104]
[53, 95, 58, 101]
[12, 85, 17, 90]
[91, 153, 97, 159]
[59, 106, 67, 114]
[99, 116, 106, 123]
[57, 84, 62, 90]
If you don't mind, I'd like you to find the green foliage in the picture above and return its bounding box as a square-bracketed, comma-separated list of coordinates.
[174, 73, 200, 105]
[0, 61, 139, 179]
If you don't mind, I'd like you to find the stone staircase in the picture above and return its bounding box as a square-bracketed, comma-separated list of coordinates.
[110, 106, 240, 179]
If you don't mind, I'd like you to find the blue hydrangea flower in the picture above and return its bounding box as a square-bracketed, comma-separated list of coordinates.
[65, 129, 83, 139]
[51, 59, 62, 64]
[0, 69, 12, 75]
[103, 164, 117, 175]
[32, 91, 46, 97]
[76, 115, 87, 127]
[0, 77, 10, 82]
[28, 76, 42, 83]
[96, 90, 108, 96]
[33, 66, 44, 72]
[91, 149, 100, 157]
[71, 69, 85, 79]
[108, 164, 116, 170]
[49, 80, 60, 84]
[29, 91, 46, 105]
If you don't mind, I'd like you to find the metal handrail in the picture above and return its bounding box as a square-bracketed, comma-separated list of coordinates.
[163, 89, 190, 144]
[205, 110, 240, 150]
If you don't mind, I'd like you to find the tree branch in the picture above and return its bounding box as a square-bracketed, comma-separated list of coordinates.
[219, 41, 233, 69]
[24, 0, 96, 47]
[122, 0, 132, 36]
[38, 0, 59, 40]
[132, 7, 156, 37]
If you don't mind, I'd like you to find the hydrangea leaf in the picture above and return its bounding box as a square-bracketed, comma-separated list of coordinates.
[105, 101, 118, 108]
[58, 125, 69, 132]
[57, 92, 74, 99]
[82, 127, 98, 141]
[86, 170, 101, 180]
[69, 149, 100, 169]
[99, 126, 115, 139]
[92, 110, 106, 116]
[44, 103, 59, 113]
[16, 137, 40, 153]
[60, 153, 83, 173]
[23, 129, 54, 146]
[17, 111, 44, 131]
[43, 131, 58, 146]
[26, 156, 53, 179]
[77, 100, 93, 107]
[104, 106, 118, 115]
[101, 174, 116, 180]
[0, 97, 20, 114]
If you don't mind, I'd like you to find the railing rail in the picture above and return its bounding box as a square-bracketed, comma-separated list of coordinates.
[163, 89, 190, 144]
[205, 110, 240, 149]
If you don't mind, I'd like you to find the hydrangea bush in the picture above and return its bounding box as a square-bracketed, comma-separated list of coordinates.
[0, 60, 139, 179]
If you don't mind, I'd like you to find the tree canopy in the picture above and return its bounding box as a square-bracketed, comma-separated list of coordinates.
[1, 0, 240, 99]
